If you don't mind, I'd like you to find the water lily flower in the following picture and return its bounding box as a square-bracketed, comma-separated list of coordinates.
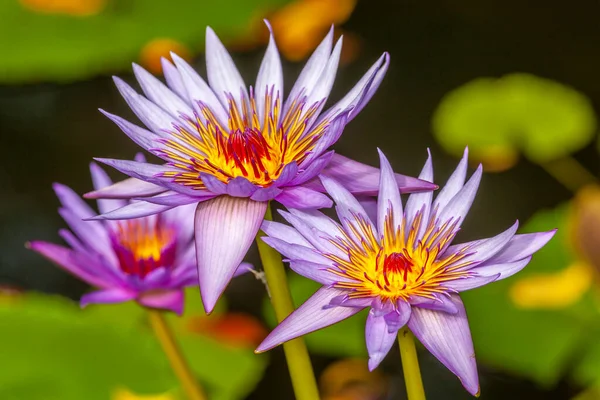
[28, 161, 250, 315]
[86, 21, 436, 313]
[256, 149, 556, 395]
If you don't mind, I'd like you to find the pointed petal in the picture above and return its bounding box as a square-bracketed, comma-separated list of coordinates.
[366, 310, 398, 370]
[89, 162, 126, 214]
[205, 27, 248, 109]
[384, 300, 411, 332]
[285, 27, 333, 111]
[132, 63, 194, 119]
[161, 57, 187, 99]
[273, 162, 298, 187]
[275, 186, 333, 209]
[58, 208, 114, 261]
[112, 76, 175, 135]
[81, 289, 136, 308]
[301, 112, 350, 166]
[450, 221, 519, 268]
[433, 148, 469, 212]
[408, 295, 480, 396]
[256, 287, 363, 352]
[260, 237, 333, 265]
[288, 260, 343, 285]
[405, 150, 434, 239]
[443, 274, 500, 292]
[485, 231, 557, 264]
[170, 53, 228, 125]
[377, 149, 402, 234]
[320, 175, 375, 232]
[94, 158, 170, 184]
[138, 290, 184, 315]
[100, 110, 160, 153]
[255, 21, 283, 126]
[469, 256, 533, 280]
[139, 192, 204, 206]
[233, 262, 253, 277]
[437, 165, 483, 229]
[410, 295, 459, 314]
[90, 201, 174, 220]
[85, 177, 166, 200]
[279, 210, 341, 255]
[261, 220, 312, 247]
[304, 37, 343, 121]
[320, 154, 437, 195]
[194, 196, 267, 313]
[288, 151, 334, 186]
[27, 241, 113, 288]
[286, 208, 343, 239]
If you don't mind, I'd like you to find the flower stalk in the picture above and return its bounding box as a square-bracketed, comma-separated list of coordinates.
[398, 326, 426, 400]
[148, 310, 207, 400]
[256, 203, 321, 400]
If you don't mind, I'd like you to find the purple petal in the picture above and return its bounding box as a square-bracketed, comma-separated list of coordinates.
[275, 186, 332, 209]
[319, 154, 437, 195]
[449, 221, 519, 268]
[58, 208, 115, 262]
[250, 186, 283, 202]
[53, 183, 96, 220]
[132, 63, 194, 119]
[81, 288, 136, 308]
[256, 287, 364, 352]
[443, 274, 500, 292]
[304, 37, 342, 122]
[89, 201, 174, 220]
[139, 191, 207, 206]
[288, 260, 343, 285]
[234, 262, 253, 277]
[194, 196, 267, 313]
[485, 230, 557, 264]
[288, 151, 334, 186]
[285, 27, 333, 112]
[327, 295, 372, 309]
[320, 175, 375, 232]
[279, 210, 342, 255]
[94, 158, 170, 184]
[161, 57, 187, 100]
[112, 76, 175, 135]
[437, 165, 483, 230]
[273, 162, 298, 187]
[199, 173, 227, 195]
[170, 53, 228, 125]
[27, 241, 113, 288]
[408, 294, 479, 396]
[376, 149, 403, 234]
[225, 177, 258, 197]
[384, 300, 411, 332]
[100, 110, 161, 154]
[89, 162, 126, 214]
[255, 21, 283, 126]
[433, 148, 469, 212]
[260, 237, 333, 266]
[410, 295, 459, 314]
[286, 209, 343, 239]
[302, 111, 349, 166]
[366, 310, 398, 370]
[261, 220, 312, 247]
[205, 27, 248, 110]
[138, 290, 184, 315]
[404, 150, 434, 239]
[469, 256, 533, 280]
[84, 177, 166, 200]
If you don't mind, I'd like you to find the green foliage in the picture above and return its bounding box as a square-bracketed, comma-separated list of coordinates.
[433, 74, 597, 165]
[0, 288, 266, 400]
[0, 0, 288, 83]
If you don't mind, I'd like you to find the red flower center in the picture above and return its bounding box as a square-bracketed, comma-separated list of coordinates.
[383, 252, 414, 282]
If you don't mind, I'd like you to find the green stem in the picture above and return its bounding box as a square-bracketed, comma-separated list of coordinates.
[256, 203, 321, 400]
[398, 326, 426, 400]
[541, 156, 597, 193]
[148, 310, 207, 400]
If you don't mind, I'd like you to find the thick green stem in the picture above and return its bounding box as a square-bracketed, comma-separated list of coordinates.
[398, 326, 426, 400]
[256, 204, 321, 400]
[148, 310, 207, 400]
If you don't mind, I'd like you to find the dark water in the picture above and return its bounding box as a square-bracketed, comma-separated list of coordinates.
[1, 0, 597, 398]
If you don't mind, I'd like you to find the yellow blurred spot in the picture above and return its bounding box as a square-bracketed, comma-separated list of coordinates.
[473, 145, 519, 172]
[20, 0, 106, 16]
[140, 39, 191, 75]
[510, 262, 593, 309]
[111, 387, 175, 400]
[569, 185, 600, 272]
[320, 358, 388, 400]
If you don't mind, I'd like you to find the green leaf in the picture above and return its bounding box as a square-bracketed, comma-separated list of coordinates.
[0, 0, 288, 83]
[263, 273, 368, 357]
[462, 204, 594, 386]
[432, 73, 597, 166]
[0, 291, 266, 400]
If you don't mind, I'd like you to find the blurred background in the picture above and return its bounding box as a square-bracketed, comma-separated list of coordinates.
[1, 0, 599, 399]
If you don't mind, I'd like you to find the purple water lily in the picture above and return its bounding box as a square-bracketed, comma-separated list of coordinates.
[85, 21, 436, 313]
[28, 161, 250, 315]
[256, 149, 556, 395]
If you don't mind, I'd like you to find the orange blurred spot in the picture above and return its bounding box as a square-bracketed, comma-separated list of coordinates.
[320, 358, 388, 400]
[20, 0, 106, 16]
[0, 285, 23, 305]
[140, 39, 192, 75]
[473, 145, 519, 172]
[111, 387, 175, 400]
[187, 312, 268, 348]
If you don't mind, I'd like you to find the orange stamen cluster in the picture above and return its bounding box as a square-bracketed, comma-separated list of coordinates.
[159, 90, 330, 189]
[327, 210, 475, 303]
[113, 217, 176, 277]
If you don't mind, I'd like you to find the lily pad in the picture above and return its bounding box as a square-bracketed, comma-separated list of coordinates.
[0, 290, 266, 400]
[432, 74, 597, 170]
[0, 0, 288, 83]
